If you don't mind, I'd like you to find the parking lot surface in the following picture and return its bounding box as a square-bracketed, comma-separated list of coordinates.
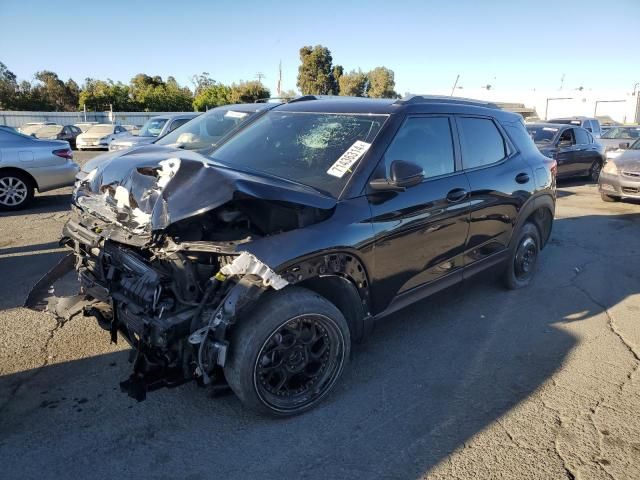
[0, 151, 638, 480]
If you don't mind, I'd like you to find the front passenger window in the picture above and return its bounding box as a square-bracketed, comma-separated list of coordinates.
[558, 129, 575, 146]
[383, 117, 455, 179]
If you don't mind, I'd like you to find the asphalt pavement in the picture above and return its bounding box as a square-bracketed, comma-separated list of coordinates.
[0, 151, 638, 479]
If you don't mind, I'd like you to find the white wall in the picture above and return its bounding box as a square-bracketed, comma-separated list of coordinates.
[430, 87, 639, 123]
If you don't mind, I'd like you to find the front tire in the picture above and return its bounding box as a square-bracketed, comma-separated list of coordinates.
[224, 287, 350, 416]
[589, 161, 602, 182]
[600, 192, 619, 202]
[0, 171, 34, 210]
[504, 222, 541, 290]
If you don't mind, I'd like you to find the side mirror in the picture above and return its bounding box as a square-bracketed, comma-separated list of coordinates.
[369, 160, 424, 192]
[619, 142, 630, 149]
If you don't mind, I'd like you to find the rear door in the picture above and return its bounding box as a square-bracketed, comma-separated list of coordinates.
[368, 115, 471, 310]
[455, 115, 534, 267]
[573, 127, 597, 175]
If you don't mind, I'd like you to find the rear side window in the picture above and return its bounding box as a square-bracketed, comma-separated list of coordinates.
[383, 116, 455, 179]
[574, 128, 590, 144]
[168, 118, 191, 132]
[457, 117, 507, 169]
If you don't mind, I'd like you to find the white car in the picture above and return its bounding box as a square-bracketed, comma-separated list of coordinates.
[18, 122, 57, 135]
[76, 124, 129, 150]
[0, 128, 79, 210]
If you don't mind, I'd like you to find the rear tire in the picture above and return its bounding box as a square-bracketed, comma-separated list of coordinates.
[0, 171, 34, 211]
[224, 287, 350, 416]
[600, 192, 619, 202]
[504, 222, 541, 290]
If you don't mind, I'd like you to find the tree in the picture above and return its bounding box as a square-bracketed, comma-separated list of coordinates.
[191, 72, 216, 97]
[296, 45, 336, 95]
[229, 80, 270, 104]
[193, 83, 231, 111]
[331, 65, 343, 95]
[0, 61, 18, 110]
[79, 78, 133, 111]
[128, 73, 193, 111]
[366, 67, 398, 99]
[338, 69, 367, 97]
[279, 89, 297, 100]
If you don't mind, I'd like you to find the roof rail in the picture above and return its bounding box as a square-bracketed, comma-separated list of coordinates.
[254, 96, 296, 103]
[394, 95, 500, 109]
[286, 95, 320, 104]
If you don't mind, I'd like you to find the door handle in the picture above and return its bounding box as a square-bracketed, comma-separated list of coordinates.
[515, 173, 530, 184]
[446, 188, 468, 203]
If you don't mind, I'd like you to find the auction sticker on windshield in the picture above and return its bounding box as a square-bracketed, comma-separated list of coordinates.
[327, 140, 371, 178]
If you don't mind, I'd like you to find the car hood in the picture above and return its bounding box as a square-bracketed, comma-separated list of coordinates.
[74, 144, 336, 234]
[614, 150, 640, 171]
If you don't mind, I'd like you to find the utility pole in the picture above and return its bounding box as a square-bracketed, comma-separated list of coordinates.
[450, 74, 460, 96]
[559, 73, 565, 90]
[633, 82, 640, 123]
[256, 72, 266, 84]
[277, 61, 282, 97]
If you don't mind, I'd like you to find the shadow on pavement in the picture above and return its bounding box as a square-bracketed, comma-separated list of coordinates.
[0, 193, 72, 218]
[0, 212, 638, 479]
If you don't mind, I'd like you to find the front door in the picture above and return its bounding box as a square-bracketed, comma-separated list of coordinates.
[367, 115, 471, 313]
[555, 127, 583, 178]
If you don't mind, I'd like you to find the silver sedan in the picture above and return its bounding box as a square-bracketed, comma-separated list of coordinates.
[0, 128, 79, 210]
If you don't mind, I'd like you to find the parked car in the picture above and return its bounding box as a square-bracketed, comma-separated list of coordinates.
[526, 123, 605, 181]
[599, 138, 640, 202]
[18, 122, 57, 135]
[599, 126, 640, 155]
[74, 122, 99, 133]
[76, 103, 278, 180]
[0, 128, 78, 210]
[547, 116, 602, 138]
[108, 113, 200, 151]
[0, 125, 17, 133]
[33, 124, 83, 149]
[76, 124, 129, 150]
[29, 96, 555, 415]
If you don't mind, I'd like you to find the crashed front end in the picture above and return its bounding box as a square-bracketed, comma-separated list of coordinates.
[29, 150, 333, 400]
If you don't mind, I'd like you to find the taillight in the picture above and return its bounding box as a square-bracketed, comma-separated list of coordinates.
[549, 159, 557, 177]
[53, 148, 73, 160]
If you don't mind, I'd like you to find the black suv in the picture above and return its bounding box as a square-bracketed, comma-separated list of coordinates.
[29, 96, 555, 416]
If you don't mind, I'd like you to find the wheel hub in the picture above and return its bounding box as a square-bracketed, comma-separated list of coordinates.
[0, 177, 28, 206]
[254, 314, 344, 410]
[514, 237, 537, 279]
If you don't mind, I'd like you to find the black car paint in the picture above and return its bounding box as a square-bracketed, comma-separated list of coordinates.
[529, 123, 604, 179]
[33, 97, 555, 404]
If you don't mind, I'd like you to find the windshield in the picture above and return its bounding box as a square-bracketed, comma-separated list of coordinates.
[86, 125, 114, 135]
[210, 111, 387, 198]
[138, 118, 167, 137]
[601, 127, 640, 140]
[75, 123, 96, 132]
[34, 125, 63, 138]
[526, 125, 558, 144]
[157, 108, 251, 150]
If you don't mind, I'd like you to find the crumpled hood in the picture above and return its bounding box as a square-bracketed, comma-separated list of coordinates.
[74, 145, 336, 234]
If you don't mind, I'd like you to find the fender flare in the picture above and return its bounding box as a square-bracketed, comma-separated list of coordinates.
[509, 193, 555, 249]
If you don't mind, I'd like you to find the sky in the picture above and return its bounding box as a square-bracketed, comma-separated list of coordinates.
[1, 0, 639, 96]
